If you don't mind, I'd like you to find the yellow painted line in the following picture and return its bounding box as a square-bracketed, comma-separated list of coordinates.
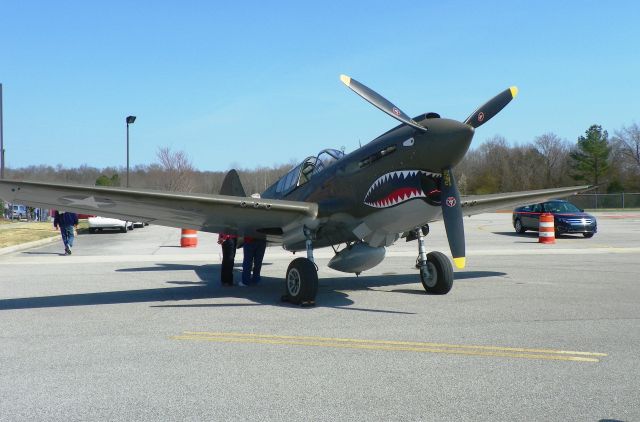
[171, 332, 606, 362]
[180, 331, 607, 356]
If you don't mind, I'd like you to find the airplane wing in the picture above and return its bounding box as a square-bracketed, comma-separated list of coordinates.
[460, 185, 593, 216]
[0, 180, 317, 239]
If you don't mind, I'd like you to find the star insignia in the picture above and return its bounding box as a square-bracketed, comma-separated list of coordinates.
[60, 196, 113, 208]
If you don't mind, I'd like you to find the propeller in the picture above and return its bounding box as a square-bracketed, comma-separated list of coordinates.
[340, 75, 427, 132]
[340, 74, 518, 269]
[440, 168, 465, 268]
[463, 87, 518, 128]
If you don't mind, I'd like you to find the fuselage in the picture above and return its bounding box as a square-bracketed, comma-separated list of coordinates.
[262, 116, 474, 250]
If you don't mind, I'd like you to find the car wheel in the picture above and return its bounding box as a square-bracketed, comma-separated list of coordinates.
[583, 232, 594, 238]
[514, 218, 526, 234]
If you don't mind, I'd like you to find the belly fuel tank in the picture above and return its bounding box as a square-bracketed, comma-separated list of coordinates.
[327, 242, 386, 274]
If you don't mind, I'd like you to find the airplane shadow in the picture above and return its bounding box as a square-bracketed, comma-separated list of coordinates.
[0, 264, 506, 313]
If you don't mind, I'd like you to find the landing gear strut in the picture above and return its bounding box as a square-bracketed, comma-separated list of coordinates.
[414, 227, 453, 294]
[282, 227, 318, 306]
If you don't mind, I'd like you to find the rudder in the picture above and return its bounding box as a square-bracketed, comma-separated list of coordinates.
[220, 169, 246, 197]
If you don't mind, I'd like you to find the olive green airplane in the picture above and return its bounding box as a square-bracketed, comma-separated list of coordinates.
[0, 75, 589, 305]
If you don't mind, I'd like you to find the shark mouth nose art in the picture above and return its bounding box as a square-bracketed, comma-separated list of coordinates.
[364, 170, 442, 208]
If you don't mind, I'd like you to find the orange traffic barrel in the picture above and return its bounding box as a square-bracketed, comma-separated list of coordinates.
[538, 213, 555, 244]
[180, 229, 198, 247]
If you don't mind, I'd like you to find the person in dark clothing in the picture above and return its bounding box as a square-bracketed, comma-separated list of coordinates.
[242, 237, 267, 286]
[217, 233, 237, 286]
[53, 211, 79, 255]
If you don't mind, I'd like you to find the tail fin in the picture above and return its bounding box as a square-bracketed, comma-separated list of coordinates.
[219, 169, 246, 197]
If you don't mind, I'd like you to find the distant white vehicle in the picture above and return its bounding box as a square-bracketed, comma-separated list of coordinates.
[88, 216, 134, 233]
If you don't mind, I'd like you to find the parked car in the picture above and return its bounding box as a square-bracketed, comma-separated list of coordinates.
[11, 204, 27, 220]
[513, 200, 597, 238]
[88, 216, 134, 233]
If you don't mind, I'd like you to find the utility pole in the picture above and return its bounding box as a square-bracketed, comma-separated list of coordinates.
[125, 115, 136, 187]
[1, 83, 4, 179]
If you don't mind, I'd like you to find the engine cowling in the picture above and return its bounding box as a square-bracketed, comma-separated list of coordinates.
[327, 243, 386, 273]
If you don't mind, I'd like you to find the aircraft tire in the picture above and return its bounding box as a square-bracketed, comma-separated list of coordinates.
[285, 258, 318, 305]
[419, 251, 453, 295]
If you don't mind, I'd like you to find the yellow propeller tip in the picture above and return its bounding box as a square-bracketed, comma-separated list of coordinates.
[510, 86, 519, 98]
[340, 74, 351, 86]
[453, 257, 466, 269]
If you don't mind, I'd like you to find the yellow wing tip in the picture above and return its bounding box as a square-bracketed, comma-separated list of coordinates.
[340, 74, 351, 86]
[453, 257, 466, 269]
[510, 86, 519, 98]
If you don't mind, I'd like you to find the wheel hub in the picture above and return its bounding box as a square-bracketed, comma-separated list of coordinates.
[420, 262, 437, 288]
[287, 268, 301, 296]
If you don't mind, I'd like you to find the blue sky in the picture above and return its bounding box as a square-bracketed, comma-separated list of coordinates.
[1, 1, 638, 172]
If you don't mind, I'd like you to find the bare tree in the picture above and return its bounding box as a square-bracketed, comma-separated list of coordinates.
[533, 133, 571, 187]
[614, 123, 640, 168]
[154, 147, 196, 192]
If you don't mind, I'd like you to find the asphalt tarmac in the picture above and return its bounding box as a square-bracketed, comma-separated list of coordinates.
[1, 212, 639, 421]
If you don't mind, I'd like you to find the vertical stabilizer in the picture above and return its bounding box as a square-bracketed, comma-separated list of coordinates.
[219, 169, 246, 197]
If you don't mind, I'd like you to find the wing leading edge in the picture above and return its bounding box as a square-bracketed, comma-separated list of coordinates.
[460, 185, 593, 216]
[0, 180, 318, 239]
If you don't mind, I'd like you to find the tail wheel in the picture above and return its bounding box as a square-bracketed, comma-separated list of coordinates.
[285, 258, 318, 305]
[419, 251, 453, 294]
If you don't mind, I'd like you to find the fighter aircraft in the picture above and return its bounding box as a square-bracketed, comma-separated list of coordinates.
[0, 75, 589, 305]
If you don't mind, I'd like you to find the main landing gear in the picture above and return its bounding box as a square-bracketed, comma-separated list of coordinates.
[414, 225, 453, 294]
[282, 227, 318, 306]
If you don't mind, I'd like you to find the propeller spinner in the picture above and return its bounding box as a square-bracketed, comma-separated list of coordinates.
[340, 74, 518, 269]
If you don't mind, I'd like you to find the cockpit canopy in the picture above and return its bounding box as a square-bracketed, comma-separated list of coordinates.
[274, 148, 344, 195]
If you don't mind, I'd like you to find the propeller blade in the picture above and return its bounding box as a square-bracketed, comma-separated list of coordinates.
[464, 86, 518, 129]
[340, 74, 427, 132]
[440, 168, 465, 269]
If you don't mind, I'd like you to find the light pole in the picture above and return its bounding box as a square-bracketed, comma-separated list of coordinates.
[126, 115, 136, 187]
[1, 83, 4, 180]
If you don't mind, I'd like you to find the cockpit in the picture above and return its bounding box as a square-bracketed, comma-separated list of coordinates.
[273, 148, 344, 195]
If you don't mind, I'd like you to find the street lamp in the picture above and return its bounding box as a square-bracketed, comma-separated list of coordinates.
[126, 115, 136, 187]
[1, 83, 4, 180]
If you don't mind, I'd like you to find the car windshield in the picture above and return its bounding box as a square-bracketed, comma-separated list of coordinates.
[544, 202, 581, 213]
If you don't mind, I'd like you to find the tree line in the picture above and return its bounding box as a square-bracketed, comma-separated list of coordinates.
[3, 123, 640, 197]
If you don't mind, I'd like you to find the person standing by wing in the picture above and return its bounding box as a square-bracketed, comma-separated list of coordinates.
[53, 210, 78, 255]
[241, 236, 267, 286]
[218, 233, 237, 286]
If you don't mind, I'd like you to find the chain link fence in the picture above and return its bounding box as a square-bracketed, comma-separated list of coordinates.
[568, 193, 640, 209]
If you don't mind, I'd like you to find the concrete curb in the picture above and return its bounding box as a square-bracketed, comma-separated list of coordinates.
[0, 235, 60, 256]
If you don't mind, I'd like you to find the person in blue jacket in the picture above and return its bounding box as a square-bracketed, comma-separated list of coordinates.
[241, 236, 267, 286]
[53, 211, 79, 255]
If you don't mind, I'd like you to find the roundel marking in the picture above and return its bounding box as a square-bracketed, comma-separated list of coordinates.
[446, 196, 456, 207]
